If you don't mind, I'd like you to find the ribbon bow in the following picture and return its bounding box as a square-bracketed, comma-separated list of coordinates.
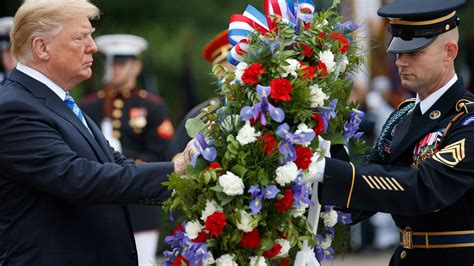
[227, 0, 316, 65]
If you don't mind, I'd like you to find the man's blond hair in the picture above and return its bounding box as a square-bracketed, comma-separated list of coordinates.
[11, 0, 100, 64]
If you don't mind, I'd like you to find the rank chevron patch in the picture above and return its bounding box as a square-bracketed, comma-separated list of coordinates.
[432, 139, 466, 167]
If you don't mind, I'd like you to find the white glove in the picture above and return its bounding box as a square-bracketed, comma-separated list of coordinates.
[303, 137, 331, 183]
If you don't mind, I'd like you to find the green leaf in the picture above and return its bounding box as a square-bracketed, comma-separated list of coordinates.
[185, 117, 207, 138]
[216, 192, 234, 206]
[210, 184, 223, 193]
[324, 132, 346, 145]
[231, 164, 247, 178]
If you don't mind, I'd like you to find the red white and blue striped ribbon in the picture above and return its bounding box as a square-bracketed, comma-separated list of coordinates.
[227, 0, 315, 65]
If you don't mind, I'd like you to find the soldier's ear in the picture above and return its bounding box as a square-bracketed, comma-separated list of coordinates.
[445, 41, 458, 62]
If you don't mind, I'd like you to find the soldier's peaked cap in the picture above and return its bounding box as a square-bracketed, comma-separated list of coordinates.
[377, 0, 466, 53]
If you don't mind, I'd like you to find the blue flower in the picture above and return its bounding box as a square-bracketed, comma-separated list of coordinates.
[241, 85, 285, 126]
[343, 110, 364, 142]
[192, 132, 217, 166]
[248, 184, 280, 214]
[290, 180, 315, 208]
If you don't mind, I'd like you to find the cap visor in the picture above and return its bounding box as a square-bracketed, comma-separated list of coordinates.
[387, 36, 437, 53]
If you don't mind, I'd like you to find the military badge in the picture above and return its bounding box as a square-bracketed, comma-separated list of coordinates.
[157, 118, 174, 139]
[432, 139, 466, 168]
[461, 115, 474, 126]
[129, 107, 148, 134]
[411, 128, 445, 168]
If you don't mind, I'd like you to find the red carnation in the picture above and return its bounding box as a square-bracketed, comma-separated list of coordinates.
[301, 63, 316, 80]
[304, 23, 311, 30]
[193, 231, 211, 243]
[277, 257, 291, 266]
[313, 112, 325, 135]
[172, 255, 188, 266]
[173, 224, 184, 236]
[319, 32, 325, 39]
[263, 243, 282, 258]
[275, 189, 294, 213]
[316, 61, 328, 77]
[205, 161, 222, 171]
[240, 228, 261, 249]
[205, 212, 226, 237]
[242, 63, 265, 85]
[294, 146, 313, 169]
[270, 78, 293, 102]
[260, 132, 278, 155]
[329, 32, 349, 53]
[301, 44, 313, 58]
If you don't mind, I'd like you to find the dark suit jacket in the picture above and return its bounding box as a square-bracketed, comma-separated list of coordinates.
[0, 69, 173, 266]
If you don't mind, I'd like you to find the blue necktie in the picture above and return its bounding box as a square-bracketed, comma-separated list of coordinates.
[64, 92, 92, 134]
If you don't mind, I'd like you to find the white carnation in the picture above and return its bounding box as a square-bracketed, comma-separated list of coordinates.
[234, 62, 249, 82]
[291, 202, 308, 217]
[216, 254, 238, 266]
[276, 238, 291, 256]
[204, 251, 215, 265]
[185, 220, 203, 240]
[321, 209, 338, 227]
[250, 256, 268, 266]
[319, 50, 336, 73]
[236, 210, 256, 233]
[294, 123, 314, 146]
[275, 161, 299, 186]
[219, 171, 245, 196]
[320, 234, 333, 249]
[201, 200, 223, 222]
[281, 59, 300, 78]
[308, 84, 329, 108]
[304, 152, 322, 182]
[236, 121, 261, 145]
[336, 55, 349, 74]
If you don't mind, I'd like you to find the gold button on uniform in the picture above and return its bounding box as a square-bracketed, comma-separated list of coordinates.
[112, 109, 122, 118]
[112, 119, 122, 128]
[113, 99, 124, 108]
[400, 250, 407, 259]
[112, 130, 121, 139]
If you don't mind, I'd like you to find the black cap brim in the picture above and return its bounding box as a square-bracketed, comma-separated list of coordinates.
[387, 36, 437, 53]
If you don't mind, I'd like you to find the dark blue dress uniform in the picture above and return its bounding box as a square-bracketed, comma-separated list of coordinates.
[322, 79, 474, 265]
[320, 0, 474, 265]
[81, 87, 174, 231]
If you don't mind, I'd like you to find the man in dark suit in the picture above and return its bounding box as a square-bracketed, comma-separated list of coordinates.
[81, 34, 175, 265]
[0, 0, 191, 265]
[308, 0, 474, 265]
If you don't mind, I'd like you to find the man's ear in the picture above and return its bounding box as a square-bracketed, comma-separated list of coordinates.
[31, 37, 50, 61]
[445, 41, 458, 62]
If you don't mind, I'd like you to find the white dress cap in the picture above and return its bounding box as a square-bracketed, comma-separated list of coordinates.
[95, 34, 148, 56]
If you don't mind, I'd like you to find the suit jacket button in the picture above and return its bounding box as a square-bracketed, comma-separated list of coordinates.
[144, 199, 150, 205]
[400, 250, 407, 259]
[150, 199, 156, 204]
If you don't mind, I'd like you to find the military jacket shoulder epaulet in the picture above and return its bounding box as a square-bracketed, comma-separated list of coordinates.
[80, 90, 105, 105]
[134, 89, 163, 105]
[397, 98, 416, 110]
[453, 99, 474, 127]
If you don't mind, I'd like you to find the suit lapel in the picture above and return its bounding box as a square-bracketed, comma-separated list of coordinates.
[9, 69, 110, 163]
[389, 79, 467, 162]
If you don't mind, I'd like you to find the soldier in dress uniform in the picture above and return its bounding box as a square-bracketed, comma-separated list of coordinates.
[167, 30, 231, 159]
[0, 16, 16, 85]
[80, 34, 174, 265]
[308, 0, 474, 265]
